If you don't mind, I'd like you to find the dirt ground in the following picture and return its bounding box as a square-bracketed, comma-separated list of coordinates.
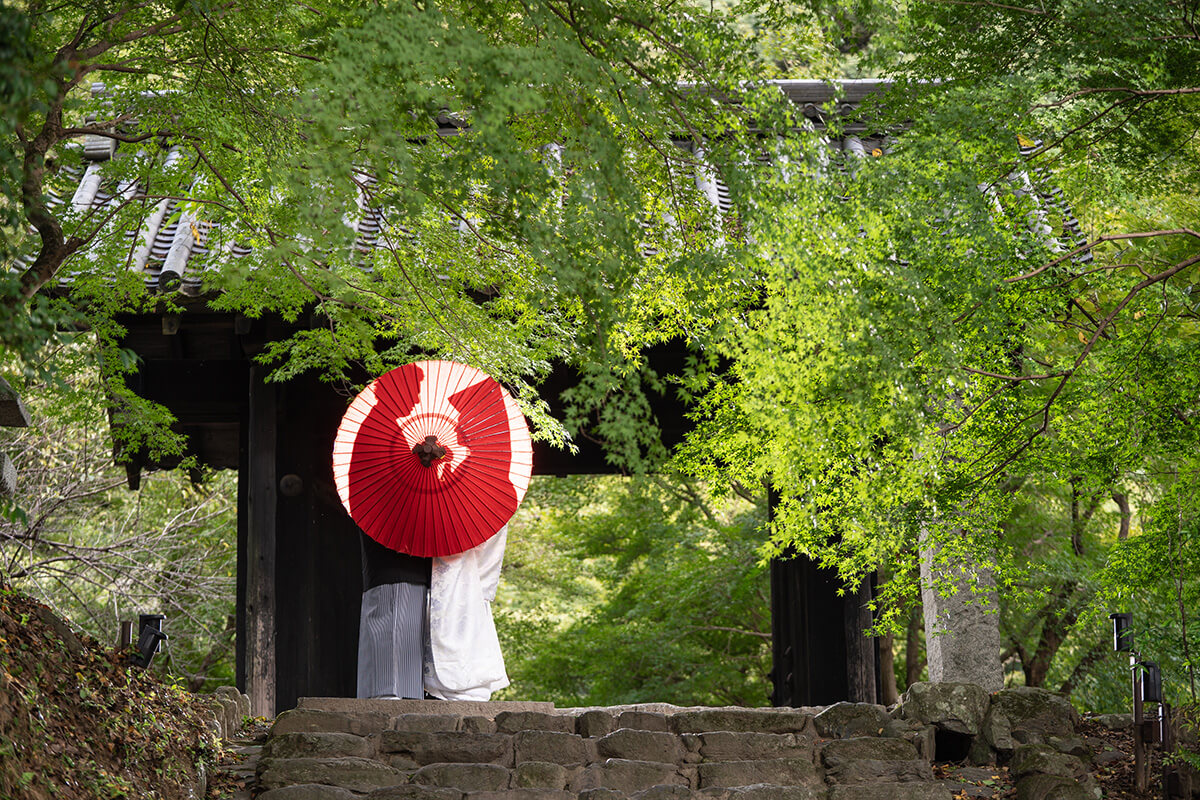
[0, 586, 218, 800]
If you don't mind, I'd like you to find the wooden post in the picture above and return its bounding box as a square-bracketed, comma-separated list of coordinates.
[245, 366, 277, 717]
[769, 489, 879, 706]
[1133, 653, 1147, 793]
[844, 576, 878, 704]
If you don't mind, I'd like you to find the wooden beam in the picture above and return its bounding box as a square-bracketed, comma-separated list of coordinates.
[245, 366, 277, 717]
[0, 378, 30, 428]
[843, 576, 878, 704]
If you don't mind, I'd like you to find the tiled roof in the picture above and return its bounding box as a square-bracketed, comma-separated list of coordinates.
[23, 79, 1087, 295]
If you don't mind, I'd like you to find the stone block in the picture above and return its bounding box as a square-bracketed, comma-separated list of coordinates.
[936, 781, 998, 799]
[696, 760, 818, 789]
[579, 711, 617, 738]
[670, 710, 812, 736]
[983, 688, 1077, 754]
[206, 698, 232, 740]
[1091, 748, 1124, 766]
[1090, 714, 1131, 731]
[515, 731, 591, 766]
[578, 788, 626, 800]
[820, 737, 918, 766]
[633, 786, 697, 800]
[258, 785, 359, 800]
[813, 704, 896, 739]
[919, 540, 1003, 692]
[899, 683, 990, 736]
[412, 764, 511, 792]
[380, 732, 512, 765]
[901, 725, 936, 761]
[498, 712, 576, 734]
[1008, 746, 1085, 781]
[299, 698, 553, 716]
[1047, 738, 1089, 761]
[1013, 774, 1091, 800]
[208, 694, 238, 738]
[723, 785, 825, 800]
[516, 762, 571, 790]
[824, 759, 933, 785]
[619, 713, 670, 732]
[577, 759, 687, 793]
[967, 736, 995, 767]
[274, 709, 396, 737]
[264, 732, 375, 760]
[215, 685, 252, 722]
[466, 791, 574, 800]
[257, 757, 409, 793]
[387, 754, 420, 770]
[598, 730, 683, 764]
[829, 783, 952, 800]
[368, 787, 464, 800]
[394, 715, 463, 733]
[464, 717, 497, 734]
[686, 732, 812, 762]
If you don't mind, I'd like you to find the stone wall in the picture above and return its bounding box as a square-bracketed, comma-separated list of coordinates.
[251, 684, 1117, 800]
[201, 685, 253, 740]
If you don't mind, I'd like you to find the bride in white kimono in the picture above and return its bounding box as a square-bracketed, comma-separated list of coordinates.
[423, 525, 509, 700]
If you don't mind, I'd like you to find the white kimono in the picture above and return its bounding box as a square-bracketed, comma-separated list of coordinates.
[423, 526, 509, 700]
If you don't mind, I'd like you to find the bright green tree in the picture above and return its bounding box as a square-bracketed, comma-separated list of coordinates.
[2, 0, 814, 459]
[671, 0, 1200, 703]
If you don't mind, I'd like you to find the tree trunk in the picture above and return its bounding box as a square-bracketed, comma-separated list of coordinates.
[905, 602, 924, 689]
[880, 631, 899, 705]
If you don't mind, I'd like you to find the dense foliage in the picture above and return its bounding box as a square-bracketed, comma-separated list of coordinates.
[2, 0, 1198, 713]
[496, 475, 771, 707]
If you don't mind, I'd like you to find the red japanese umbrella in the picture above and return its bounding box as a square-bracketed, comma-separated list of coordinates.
[332, 360, 532, 557]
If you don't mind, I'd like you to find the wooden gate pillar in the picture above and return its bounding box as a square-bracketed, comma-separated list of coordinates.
[241, 366, 277, 717]
[237, 368, 364, 715]
[768, 491, 879, 707]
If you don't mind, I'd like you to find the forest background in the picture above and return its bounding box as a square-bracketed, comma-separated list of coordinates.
[0, 0, 1197, 716]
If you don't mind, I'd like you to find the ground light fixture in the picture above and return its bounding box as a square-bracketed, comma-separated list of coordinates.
[129, 613, 167, 668]
[1110, 611, 1133, 652]
[1110, 612, 1186, 798]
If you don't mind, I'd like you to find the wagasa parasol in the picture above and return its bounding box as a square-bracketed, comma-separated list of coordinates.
[332, 360, 532, 557]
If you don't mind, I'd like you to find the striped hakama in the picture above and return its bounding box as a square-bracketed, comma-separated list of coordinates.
[356, 581, 428, 699]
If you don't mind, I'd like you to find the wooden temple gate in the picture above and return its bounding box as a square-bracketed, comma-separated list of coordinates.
[116, 305, 879, 715]
[62, 80, 897, 716]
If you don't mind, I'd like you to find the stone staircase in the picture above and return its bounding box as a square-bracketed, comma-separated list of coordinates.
[253, 697, 955, 800]
[195, 683, 1122, 800]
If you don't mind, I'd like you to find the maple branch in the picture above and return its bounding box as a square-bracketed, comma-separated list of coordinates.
[1005, 229, 1200, 283]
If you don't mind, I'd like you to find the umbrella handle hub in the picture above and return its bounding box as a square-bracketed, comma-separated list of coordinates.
[414, 435, 447, 467]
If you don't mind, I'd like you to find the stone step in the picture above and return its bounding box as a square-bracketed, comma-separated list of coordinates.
[252, 686, 1109, 800]
[299, 698, 556, 717]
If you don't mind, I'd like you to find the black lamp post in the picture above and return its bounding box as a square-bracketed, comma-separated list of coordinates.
[130, 613, 167, 668]
[1140, 661, 1163, 704]
[1111, 611, 1150, 791]
[1110, 613, 1185, 798]
[1110, 612, 1133, 652]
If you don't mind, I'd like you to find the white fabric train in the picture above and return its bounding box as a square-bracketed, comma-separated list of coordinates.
[423, 526, 510, 700]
